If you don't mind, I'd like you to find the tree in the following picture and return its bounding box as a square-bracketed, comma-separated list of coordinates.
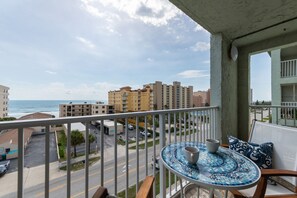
[0, 117, 16, 122]
[88, 134, 96, 154]
[71, 130, 85, 157]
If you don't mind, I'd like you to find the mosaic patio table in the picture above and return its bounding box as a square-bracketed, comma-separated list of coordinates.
[160, 142, 261, 197]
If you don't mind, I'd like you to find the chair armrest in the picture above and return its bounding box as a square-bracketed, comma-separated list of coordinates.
[220, 143, 229, 148]
[253, 169, 297, 198]
[136, 176, 155, 198]
[92, 186, 109, 198]
[261, 169, 297, 177]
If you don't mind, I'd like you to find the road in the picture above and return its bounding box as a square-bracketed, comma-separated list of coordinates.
[4, 145, 160, 198]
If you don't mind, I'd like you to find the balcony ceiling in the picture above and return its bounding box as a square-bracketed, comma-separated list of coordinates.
[170, 0, 297, 46]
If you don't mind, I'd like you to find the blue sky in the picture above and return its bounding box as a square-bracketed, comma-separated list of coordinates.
[0, 0, 270, 101]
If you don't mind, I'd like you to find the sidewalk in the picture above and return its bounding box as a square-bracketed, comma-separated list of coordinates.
[0, 161, 65, 197]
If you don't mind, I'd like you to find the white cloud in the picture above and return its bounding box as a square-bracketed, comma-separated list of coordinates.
[191, 42, 210, 52]
[202, 60, 210, 64]
[45, 70, 57, 75]
[10, 82, 123, 100]
[76, 36, 96, 49]
[80, 0, 181, 26]
[147, 57, 153, 62]
[194, 24, 207, 32]
[177, 70, 209, 78]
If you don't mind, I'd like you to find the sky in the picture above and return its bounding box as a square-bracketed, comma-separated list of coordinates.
[0, 0, 270, 101]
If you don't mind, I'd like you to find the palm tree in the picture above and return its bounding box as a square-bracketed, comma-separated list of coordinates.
[88, 134, 96, 154]
[71, 130, 85, 157]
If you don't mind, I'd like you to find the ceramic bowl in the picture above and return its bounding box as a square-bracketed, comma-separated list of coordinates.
[183, 146, 199, 164]
[206, 139, 220, 153]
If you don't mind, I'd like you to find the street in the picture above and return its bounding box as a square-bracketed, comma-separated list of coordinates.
[3, 144, 160, 198]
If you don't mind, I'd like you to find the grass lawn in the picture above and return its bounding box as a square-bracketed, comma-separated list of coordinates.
[57, 130, 67, 161]
[59, 157, 100, 171]
[117, 170, 175, 198]
[129, 139, 160, 149]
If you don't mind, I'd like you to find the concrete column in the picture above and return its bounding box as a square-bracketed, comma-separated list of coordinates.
[271, 49, 281, 124]
[237, 50, 250, 141]
[210, 33, 238, 143]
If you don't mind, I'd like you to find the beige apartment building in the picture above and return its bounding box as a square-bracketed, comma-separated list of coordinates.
[0, 85, 9, 118]
[59, 102, 114, 117]
[146, 81, 193, 110]
[108, 86, 153, 113]
[193, 89, 211, 107]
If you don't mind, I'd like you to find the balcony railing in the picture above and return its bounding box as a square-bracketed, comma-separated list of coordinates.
[0, 106, 219, 198]
[281, 59, 297, 78]
[250, 104, 297, 127]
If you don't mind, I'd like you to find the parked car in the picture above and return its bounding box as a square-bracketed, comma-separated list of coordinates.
[0, 166, 7, 177]
[140, 130, 151, 137]
[0, 160, 10, 169]
[131, 136, 142, 141]
[151, 156, 160, 170]
[128, 124, 134, 130]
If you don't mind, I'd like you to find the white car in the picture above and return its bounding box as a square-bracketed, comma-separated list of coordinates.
[151, 156, 160, 170]
[140, 130, 151, 137]
[128, 124, 134, 130]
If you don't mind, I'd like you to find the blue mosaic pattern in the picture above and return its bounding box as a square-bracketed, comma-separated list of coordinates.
[161, 142, 260, 188]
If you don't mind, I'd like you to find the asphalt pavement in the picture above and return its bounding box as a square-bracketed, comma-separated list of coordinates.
[7, 132, 58, 173]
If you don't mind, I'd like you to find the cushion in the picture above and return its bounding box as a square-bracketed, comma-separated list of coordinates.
[228, 136, 273, 169]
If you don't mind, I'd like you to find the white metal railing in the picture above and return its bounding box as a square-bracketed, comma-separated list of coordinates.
[0, 106, 219, 198]
[281, 59, 297, 78]
[250, 105, 297, 127]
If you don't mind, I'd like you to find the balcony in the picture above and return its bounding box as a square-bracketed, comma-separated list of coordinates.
[250, 104, 297, 127]
[281, 59, 297, 78]
[0, 106, 219, 198]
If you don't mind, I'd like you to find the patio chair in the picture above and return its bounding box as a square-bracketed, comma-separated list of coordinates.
[92, 176, 155, 198]
[232, 169, 297, 198]
[227, 120, 297, 197]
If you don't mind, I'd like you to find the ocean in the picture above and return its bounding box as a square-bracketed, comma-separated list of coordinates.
[8, 100, 102, 118]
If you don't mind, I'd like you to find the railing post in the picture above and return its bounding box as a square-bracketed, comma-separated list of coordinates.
[67, 123, 71, 198]
[85, 123, 90, 198]
[45, 126, 50, 198]
[215, 107, 221, 141]
[159, 113, 166, 198]
[18, 128, 24, 198]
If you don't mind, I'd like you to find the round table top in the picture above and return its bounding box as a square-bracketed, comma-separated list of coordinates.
[160, 142, 261, 190]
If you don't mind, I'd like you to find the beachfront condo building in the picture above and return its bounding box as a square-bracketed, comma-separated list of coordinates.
[59, 102, 114, 117]
[0, 85, 9, 118]
[271, 45, 297, 125]
[145, 81, 193, 110]
[108, 86, 153, 113]
[193, 89, 211, 107]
